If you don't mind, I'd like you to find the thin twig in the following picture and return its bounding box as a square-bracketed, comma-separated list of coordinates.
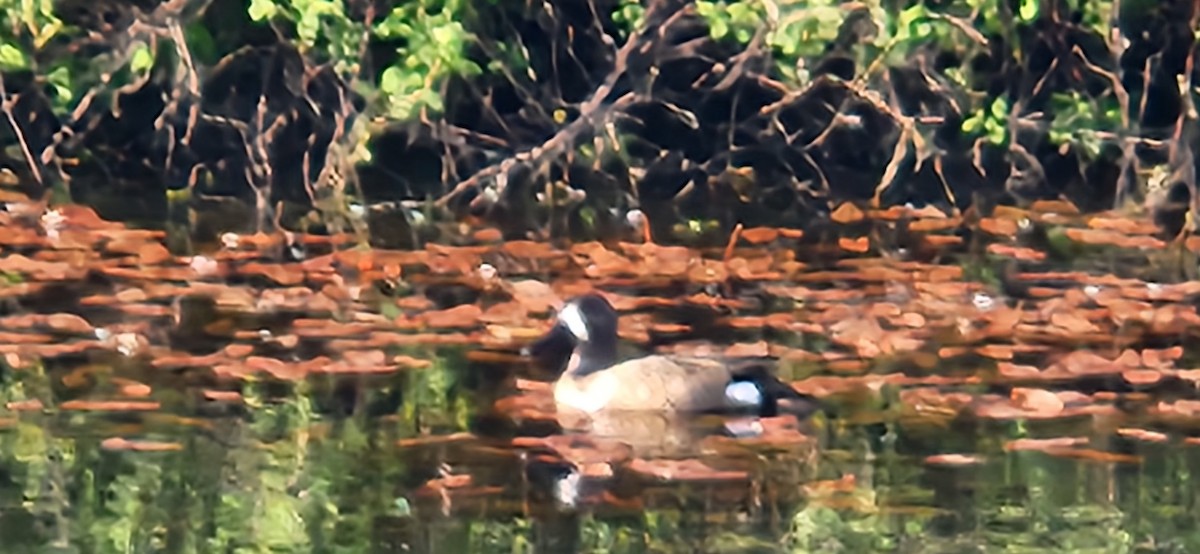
[0, 75, 45, 190]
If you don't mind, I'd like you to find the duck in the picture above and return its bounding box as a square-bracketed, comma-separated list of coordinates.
[523, 293, 819, 419]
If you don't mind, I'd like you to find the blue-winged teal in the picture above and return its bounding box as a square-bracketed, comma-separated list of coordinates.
[524, 294, 819, 418]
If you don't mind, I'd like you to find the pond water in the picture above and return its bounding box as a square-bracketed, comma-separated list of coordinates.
[1, 201, 1200, 553]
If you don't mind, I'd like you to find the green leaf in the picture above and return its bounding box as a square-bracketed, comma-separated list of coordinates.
[46, 65, 72, 102]
[458, 60, 483, 77]
[985, 118, 1006, 145]
[896, 4, 928, 39]
[130, 43, 154, 73]
[614, 4, 645, 30]
[376, 12, 415, 39]
[298, 9, 322, 45]
[380, 66, 405, 95]
[417, 87, 443, 113]
[403, 71, 425, 90]
[0, 43, 27, 70]
[989, 97, 1009, 120]
[431, 22, 463, 46]
[1104, 105, 1121, 123]
[1018, 0, 1039, 22]
[961, 114, 983, 134]
[248, 0, 277, 22]
[710, 18, 728, 40]
[389, 95, 415, 120]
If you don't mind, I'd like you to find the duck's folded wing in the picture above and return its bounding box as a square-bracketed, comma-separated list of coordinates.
[657, 356, 740, 411]
[590, 356, 729, 411]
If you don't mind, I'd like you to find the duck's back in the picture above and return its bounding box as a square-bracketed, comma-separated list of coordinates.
[556, 355, 734, 413]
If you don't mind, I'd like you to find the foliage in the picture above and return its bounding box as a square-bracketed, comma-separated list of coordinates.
[695, 0, 852, 81]
[374, 4, 481, 120]
[961, 96, 1011, 147]
[0, 0, 63, 70]
[1047, 92, 1123, 159]
[248, 0, 367, 74]
[0, 0, 1178, 241]
[611, 0, 647, 34]
[249, 0, 482, 121]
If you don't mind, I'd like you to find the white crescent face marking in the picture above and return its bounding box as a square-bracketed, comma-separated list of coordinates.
[558, 302, 589, 341]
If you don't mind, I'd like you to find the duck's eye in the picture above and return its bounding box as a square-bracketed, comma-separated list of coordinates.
[558, 303, 589, 341]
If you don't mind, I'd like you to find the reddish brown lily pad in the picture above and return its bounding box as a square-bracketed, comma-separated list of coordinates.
[101, 438, 184, 452]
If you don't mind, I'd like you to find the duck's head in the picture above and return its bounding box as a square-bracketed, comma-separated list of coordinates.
[523, 293, 619, 375]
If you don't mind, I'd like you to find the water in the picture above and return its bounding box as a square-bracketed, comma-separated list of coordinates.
[4, 381, 1197, 553]
[2, 201, 1200, 552]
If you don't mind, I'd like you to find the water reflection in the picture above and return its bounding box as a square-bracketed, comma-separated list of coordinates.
[401, 368, 822, 552]
[0, 339, 1194, 554]
[3, 375, 1200, 552]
